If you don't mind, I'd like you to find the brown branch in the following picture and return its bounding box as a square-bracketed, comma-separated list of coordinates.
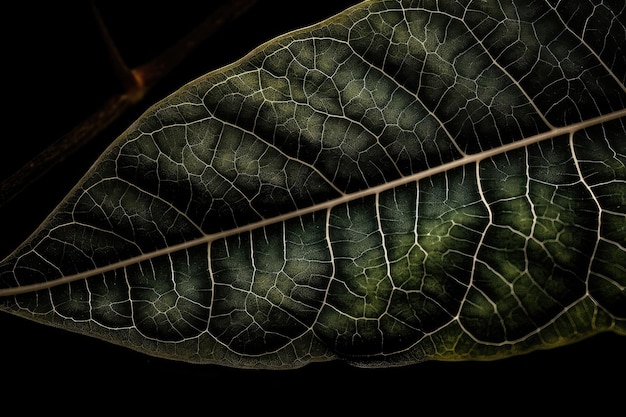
[135, 0, 260, 92]
[0, 0, 259, 207]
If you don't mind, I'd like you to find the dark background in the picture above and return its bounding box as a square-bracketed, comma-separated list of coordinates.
[1, 1, 623, 412]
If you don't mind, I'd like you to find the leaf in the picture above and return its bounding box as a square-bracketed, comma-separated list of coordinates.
[0, 0, 624, 370]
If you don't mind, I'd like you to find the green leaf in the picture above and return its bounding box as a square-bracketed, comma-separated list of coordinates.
[1, 0, 624, 370]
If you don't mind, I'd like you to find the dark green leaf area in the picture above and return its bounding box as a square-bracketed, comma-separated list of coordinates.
[462, 0, 626, 125]
[116, 99, 342, 234]
[203, 44, 462, 193]
[127, 246, 212, 341]
[575, 120, 626, 243]
[351, 0, 620, 151]
[208, 213, 332, 355]
[85, 270, 134, 327]
[8, 268, 134, 327]
[461, 140, 606, 342]
[588, 241, 626, 319]
[316, 168, 489, 357]
[351, 3, 548, 153]
[0, 184, 151, 293]
[574, 119, 626, 318]
[549, 0, 626, 91]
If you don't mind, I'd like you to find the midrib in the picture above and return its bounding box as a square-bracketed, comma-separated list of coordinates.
[1, 107, 624, 297]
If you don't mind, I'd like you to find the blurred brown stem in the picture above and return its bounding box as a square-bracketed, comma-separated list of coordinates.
[0, 0, 258, 207]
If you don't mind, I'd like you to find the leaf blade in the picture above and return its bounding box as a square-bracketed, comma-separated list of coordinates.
[1, 0, 624, 368]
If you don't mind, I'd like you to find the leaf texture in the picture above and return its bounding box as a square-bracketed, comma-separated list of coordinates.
[1, 0, 625, 369]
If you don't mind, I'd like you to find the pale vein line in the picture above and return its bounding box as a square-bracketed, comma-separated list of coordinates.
[1, 108, 624, 297]
[569, 129, 601, 297]
[548, 1, 626, 94]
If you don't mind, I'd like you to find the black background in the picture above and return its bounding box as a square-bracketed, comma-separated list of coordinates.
[1, 1, 623, 412]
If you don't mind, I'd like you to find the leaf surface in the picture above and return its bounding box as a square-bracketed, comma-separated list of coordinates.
[1, 0, 624, 369]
